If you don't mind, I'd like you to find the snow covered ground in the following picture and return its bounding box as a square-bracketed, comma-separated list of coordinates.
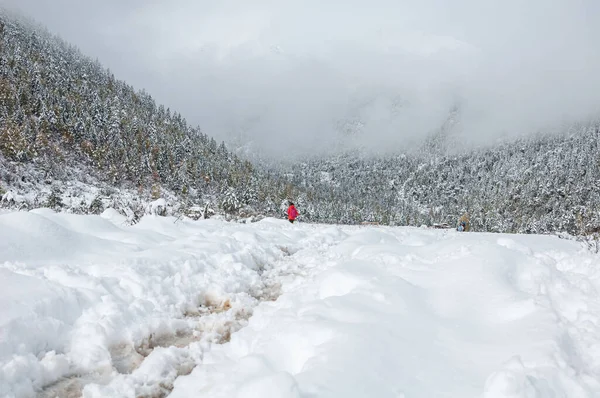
[1, 209, 600, 398]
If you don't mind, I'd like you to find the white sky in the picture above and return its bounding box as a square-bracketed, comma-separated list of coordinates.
[3, 0, 600, 157]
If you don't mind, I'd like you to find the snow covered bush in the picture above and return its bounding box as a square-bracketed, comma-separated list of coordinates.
[146, 198, 168, 217]
[88, 196, 104, 214]
[45, 187, 64, 210]
[221, 189, 242, 214]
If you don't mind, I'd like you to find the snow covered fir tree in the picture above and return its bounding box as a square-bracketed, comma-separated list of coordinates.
[1, 8, 600, 236]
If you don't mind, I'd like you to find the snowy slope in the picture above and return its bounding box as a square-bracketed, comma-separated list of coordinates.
[0, 210, 599, 398]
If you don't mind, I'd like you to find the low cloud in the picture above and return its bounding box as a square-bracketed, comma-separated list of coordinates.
[4, 0, 600, 158]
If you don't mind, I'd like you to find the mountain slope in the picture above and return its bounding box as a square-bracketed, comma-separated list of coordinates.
[282, 121, 600, 236]
[0, 10, 293, 220]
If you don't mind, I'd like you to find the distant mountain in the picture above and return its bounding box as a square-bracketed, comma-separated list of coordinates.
[279, 120, 600, 236]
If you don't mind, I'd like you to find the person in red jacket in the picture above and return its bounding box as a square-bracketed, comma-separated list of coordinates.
[287, 202, 299, 223]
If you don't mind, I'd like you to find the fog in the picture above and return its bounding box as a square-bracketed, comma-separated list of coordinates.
[3, 0, 600, 158]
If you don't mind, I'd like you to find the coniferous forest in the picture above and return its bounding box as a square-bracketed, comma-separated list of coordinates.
[1, 10, 600, 236]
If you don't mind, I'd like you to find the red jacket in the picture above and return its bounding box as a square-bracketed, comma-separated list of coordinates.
[287, 205, 298, 220]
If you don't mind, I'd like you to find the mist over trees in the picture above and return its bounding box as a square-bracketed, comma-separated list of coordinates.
[1, 9, 599, 236]
[282, 120, 600, 235]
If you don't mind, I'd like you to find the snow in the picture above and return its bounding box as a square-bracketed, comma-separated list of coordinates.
[1, 191, 26, 204]
[146, 198, 168, 216]
[1, 210, 600, 397]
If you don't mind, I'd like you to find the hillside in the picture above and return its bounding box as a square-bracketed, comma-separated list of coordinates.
[0, 10, 295, 222]
[282, 122, 600, 236]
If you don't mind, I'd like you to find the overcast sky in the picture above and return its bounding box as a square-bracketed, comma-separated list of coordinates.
[2, 0, 600, 158]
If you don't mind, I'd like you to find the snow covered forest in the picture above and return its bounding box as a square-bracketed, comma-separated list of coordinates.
[0, 11, 290, 221]
[1, 9, 600, 235]
[287, 123, 600, 235]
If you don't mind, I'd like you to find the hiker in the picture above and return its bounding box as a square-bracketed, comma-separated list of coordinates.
[457, 213, 470, 232]
[287, 202, 299, 224]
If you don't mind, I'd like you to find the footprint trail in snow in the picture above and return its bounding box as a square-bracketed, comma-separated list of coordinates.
[1, 210, 599, 397]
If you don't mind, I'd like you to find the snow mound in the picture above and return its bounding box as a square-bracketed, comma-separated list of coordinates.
[0, 211, 131, 264]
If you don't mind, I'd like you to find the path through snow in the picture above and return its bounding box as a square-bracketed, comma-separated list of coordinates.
[1, 210, 600, 397]
[170, 226, 600, 398]
[0, 209, 345, 397]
